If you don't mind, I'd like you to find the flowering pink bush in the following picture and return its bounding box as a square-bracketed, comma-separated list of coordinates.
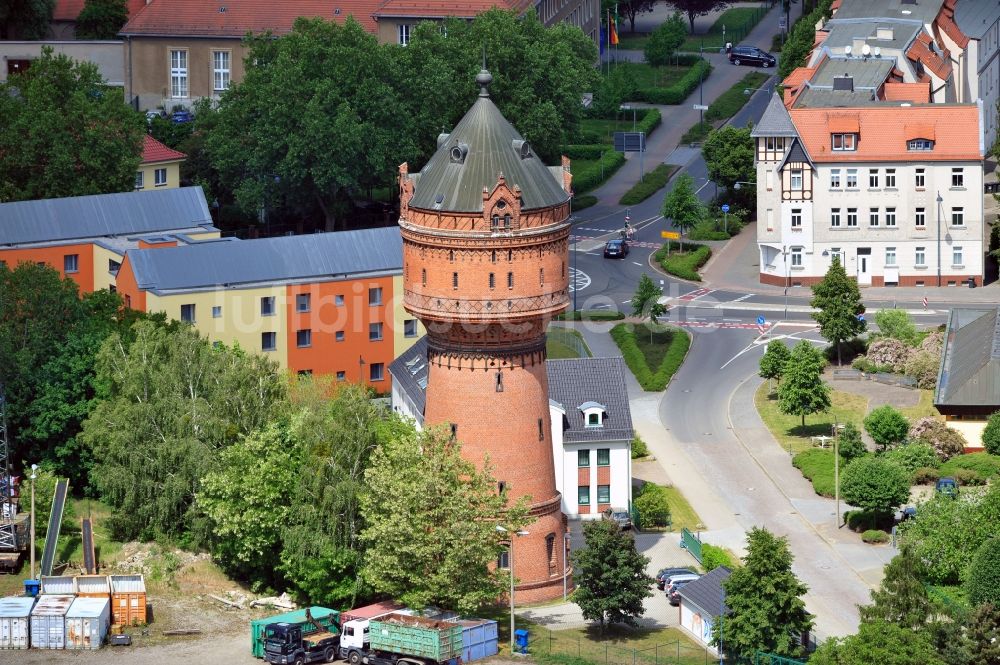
[909, 417, 967, 461]
[866, 338, 914, 372]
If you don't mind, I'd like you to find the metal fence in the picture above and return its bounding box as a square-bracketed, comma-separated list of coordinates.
[691, 1, 778, 51]
[752, 652, 806, 665]
[547, 326, 593, 358]
[526, 628, 712, 665]
[680, 528, 702, 564]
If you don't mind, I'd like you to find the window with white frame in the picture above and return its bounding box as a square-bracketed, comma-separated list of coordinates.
[170, 49, 188, 98]
[135, 171, 144, 189]
[830, 208, 841, 227]
[885, 168, 896, 188]
[212, 50, 230, 91]
[915, 247, 926, 266]
[885, 247, 897, 266]
[953, 246, 963, 266]
[790, 247, 803, 267]
[908, 138, 934, 151]
[885, 207, 896, 227]
[398, 24, 411, 45]
[832, 133, 857, 151]
[915, 207, 926, 228]
[404, 319, 418, 338]
[369, 322, 383, 341]
[790, 169, 803, 190]
[846, 169, 858, 188]
[847, 208, 858, 227]
[869, 169, 879, 188]
[869, 208, 879, 227]
[915, 168, 925, 188]
[154, 168, 167, 186]
[952, 167, 964, 188]
[951, 207, 964, 226]
[791, 208, 802, 228]
[829, 169, 841, 188]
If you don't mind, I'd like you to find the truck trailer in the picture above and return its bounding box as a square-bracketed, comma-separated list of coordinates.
[263, 609, 340, 665]
[362, 613, 463, 665]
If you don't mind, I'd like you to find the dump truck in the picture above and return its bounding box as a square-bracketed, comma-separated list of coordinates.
[360, 613, 462, 665]
[263, 609, 340, 665]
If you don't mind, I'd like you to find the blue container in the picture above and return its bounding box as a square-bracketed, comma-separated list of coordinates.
[514, 628, 529, 654]
[449, 619, 499, 663]
[24, 580, 40, 597]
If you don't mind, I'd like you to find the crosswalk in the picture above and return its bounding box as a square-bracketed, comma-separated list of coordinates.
[674, 320, 767, 330]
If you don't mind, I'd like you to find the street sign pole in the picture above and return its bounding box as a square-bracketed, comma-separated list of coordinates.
[721, 204, 730, 234]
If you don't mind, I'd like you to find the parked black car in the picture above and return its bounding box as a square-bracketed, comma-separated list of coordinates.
[655, 567, 696, 590]
[604, 239, 629, 258]
[729, 45, 776, 68]
[668, 579, 696, 606]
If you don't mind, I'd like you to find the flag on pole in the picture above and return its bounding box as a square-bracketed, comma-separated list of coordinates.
[609, 9, 619, 45]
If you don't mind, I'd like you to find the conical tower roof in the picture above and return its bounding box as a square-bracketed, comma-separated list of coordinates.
[409, 69, 569, 213]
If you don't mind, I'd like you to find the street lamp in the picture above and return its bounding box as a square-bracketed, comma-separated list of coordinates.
[497, 526, 529, 654]
[619, 104, 636, 132]
[562, 532, 572, 601]
[743, 86, 771, 97]
[698, 46, 705, 132]
[936, 192, 943, 287]
[732, 181, 755, 190]
[832, 423, 842, 527]
[29, 464, 37, 580]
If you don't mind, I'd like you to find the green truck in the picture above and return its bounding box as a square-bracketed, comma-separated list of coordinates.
[363, 613, 463, 665]
[250, 607, 339, 659]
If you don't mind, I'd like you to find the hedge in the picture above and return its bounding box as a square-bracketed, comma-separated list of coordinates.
[572, 150, 626, 193]
[654, 241, 711, 281]
[556, 309, 626, 321]
[564, 144, 606, 160]
[701, 543, 738, 571]
[792, 449, 836, 497]
[635, 59, 712, 105]
[862, 530, 890, 544]
[939, 452, 1000, 483]
[609, 323, 691, 392]
[634, 483, 671, 528]
[636, 108, 662, 135]
[619, 164, 678, 206]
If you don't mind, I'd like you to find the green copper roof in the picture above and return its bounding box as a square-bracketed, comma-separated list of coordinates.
[409, 69, 569, 213]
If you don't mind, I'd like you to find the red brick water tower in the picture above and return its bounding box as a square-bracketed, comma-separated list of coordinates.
[398, 69, 572, 602]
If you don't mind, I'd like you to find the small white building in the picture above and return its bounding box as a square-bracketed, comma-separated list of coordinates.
[389, 339, 633, 519]
[677, 566, 731, 655]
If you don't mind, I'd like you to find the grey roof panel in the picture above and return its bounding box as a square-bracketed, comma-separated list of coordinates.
[831, 0, 944, 24]
[752, 93, 798, 137]
[936, 307, 1000, 407]
[810, 58, 894, 89]
[954, 2, 1000, 39]
[678, 566, 731, 617]
[822, 19, 921, 51]
[128, 226, 402, 291]
[389, 336, 429, 416]
[409, 76, 569, 213]
[0, 187, 213, 245]
[546, 356, 633, 443]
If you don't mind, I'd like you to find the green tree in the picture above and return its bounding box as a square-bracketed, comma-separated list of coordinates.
[967, 537, 1000, 608]
[0, 0, 54, 39]
[702, 125, 754, 195]
[810, 257, 866, 365]
[82, 321, 285, 540]
[758, 340, 790, 387]
[809, 620, 945, 665]
[874, 309, 919, 345]
[982, 410, 1000, 455]
[777, 340, 830, 427]
[644, 12, 686, 66]
[75, 0, 128, 39]
[631, 273, 667, 343]
[666, 0, 729, 32]
[360, 426, 528, 613]
[863, 405, 909, 451]
[661, 173, 705, 246]
[573, 518, 653, 632]
[859, 545, 933, 630]
[197, 419, 301, 585]
[969, 603, 1000, 665]
[0, 48, 144, 201]
[838, 422, 867, 463]
[633, 483, 670, 527]
[714, 527, 812, 659]
[840, 455, 911, 520]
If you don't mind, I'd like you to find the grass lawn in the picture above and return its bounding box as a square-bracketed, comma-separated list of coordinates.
[681, 7, 766, 51]
[572, 194, 598, 211]
[607, 62, 694, 89]
[533, 624, 712, 665]
[635, 324, 677, 369]
[547, 328, 592, 359]
[611, 323, 691, 391]
[661, 485, 702, 531]
[899, 389, 940, 422]
[617, 31, 651, 50]
[577, 117, 632, 145]
[619, 164, 679, 205]
[754, 383, 869, 456]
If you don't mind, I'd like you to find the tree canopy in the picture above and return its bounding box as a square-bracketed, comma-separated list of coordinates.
[631, 273, 667, 326]
[810, 257, 866, 365]
[644, 13, 686, 66]
[662, 173, 705, 240]
[966, 537, 1000, 608]
[840, 455, 911, 518]
[759, 340, 790, 384]
[863, 405, 909, 451]
[75, 0, 129, 39]
[777, 340, 830, 427]
[573, 518, 653, 631]
[702, 125, 754, 194]
[667, 0, 728, 32]
[0, 0, 54, 39]
[859, 545, 933, 630]
[0, 48, 144, 201]
[809, 620, 945, 665]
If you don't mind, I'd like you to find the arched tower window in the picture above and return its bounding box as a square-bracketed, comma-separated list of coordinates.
[503, 214, 511, 230]
[491, 250, 497, 263]
[491, 215, 499, 231]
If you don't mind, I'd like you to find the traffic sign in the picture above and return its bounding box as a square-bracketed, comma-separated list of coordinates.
[692, 104, 709, 111]
[922, 296, 928, 309]
[613, 131, 646, 153]
[661, 231, 680, 239]
[721, 204, 730, 213]
[756, 315, 766, 326]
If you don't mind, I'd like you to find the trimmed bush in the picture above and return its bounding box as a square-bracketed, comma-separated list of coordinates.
[910, 417, 967, 461]
[619, 164, 677, 205]
[912, 467, 940, 485]
[983, 411, 1000, 455]
[864, 405, 910, 451]
[635, 59, 712, 104]
[966, 537, 1000, 607]
[952, 468, 985, 486]
[556, 309, 625, 321]
[571, 194, 598, 211]
[793, 449, 835, 497]
[866, 338, 914, 373]
[634, 483, 671, 528]
[841, 455, 911, 517]
[564, 144, 606, 160]
[904, 350, 941, 389]
[636, 108, 662, 135]
[572, 150, 626, 193]
[884, 443, 940, 474]
[654, 241, 711, 281]
[688, 219, 731, 241]
[631, 434, 649, 459]
[862, 530, 890, 544]
[610, 323, 690, 391]
[701, 543, 735, 571]
[704, 72, 768, 122]
[939, 452, 1000, 480]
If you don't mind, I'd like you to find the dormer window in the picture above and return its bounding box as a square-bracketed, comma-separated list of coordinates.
[579, 401, 606, 428]
[831, 133, 856, 151]
[587, 413, 601, 427]
[907, 138, 934, 151]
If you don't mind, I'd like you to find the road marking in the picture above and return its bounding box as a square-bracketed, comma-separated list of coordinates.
[678, 288, 716, 302]
[632, 261, 643, 266]
[732, 294, 753, 302]
[568, 267, 591, 293]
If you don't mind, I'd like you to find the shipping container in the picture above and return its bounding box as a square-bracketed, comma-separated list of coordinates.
[30, 594, 74, 649]
[368, 613, 463, 663]
[0, 596, 37, 649]
[340, 601, 404, 624]
[76, 575, 110, 599]
[39, 576, 75, 595]
[109, 575, 146, 626]
[65, 597, 111, 650]
[448, 619, 498, 663]
[249, 606, 338, 659]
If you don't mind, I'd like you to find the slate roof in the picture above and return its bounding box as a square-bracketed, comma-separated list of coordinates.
[408, 70, 569, 213]
[678, 566, 731, 617]
[141, 135, 187, 164]
[389, 338, 633, 444]
[751, 93, 798, 138]
[830, 0, 945, 24]
[0, 186, 214, 246]
[126, 226, 402, 292]
[935, 308, 1000, 408]
[547, 357, 633, 443]
[373, 0, 534, 18]
[952, 0, 998, 40]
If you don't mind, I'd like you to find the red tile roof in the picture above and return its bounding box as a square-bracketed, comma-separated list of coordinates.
[935, 0, 969, 49]
[789, 104, 981, 163]
[882, 81, 930, 104]
[373, 0, 530, 17]
[54, 0, 149, 23]
[121, 0, 379, 37]
[907, 32, 952, 81]
[142, 135, 187, 164]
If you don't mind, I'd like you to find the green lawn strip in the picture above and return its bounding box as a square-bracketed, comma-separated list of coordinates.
[654, 241, 711, 281]
[572, 194, 598, 211]
[898, 389, 940, 421]
[547, 327, 592, 359]
[679, 121, 712, 145]
[680, 6, 766, 51]
[792, 449, 836, 497]
[571, 152, 627, 194]
[753, 383, 869, 456]
[617, 31, 651, 50]
[557, 310, 626, 321]
[705, 72, 769, 122]
[661, 485, 702, 531]
[532, 625, 712, 665]
[610, 323, 691, 392]
[619, 164, 679, 205]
